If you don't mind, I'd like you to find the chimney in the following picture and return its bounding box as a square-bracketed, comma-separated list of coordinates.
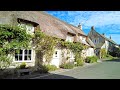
[110, 36, 111, 39]
[78, 23, 82, 30]
[91, 26, 95, 30]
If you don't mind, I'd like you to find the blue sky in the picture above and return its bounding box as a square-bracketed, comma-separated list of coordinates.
[46, 11, 120, 44]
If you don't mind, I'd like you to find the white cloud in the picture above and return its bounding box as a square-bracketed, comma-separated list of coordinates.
[69, 11, 120, 27]
[47, 11, 120, 44]
[47, 11, 120, 28]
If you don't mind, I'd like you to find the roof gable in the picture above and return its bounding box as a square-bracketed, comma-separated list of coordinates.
[89, 28, 118, 45]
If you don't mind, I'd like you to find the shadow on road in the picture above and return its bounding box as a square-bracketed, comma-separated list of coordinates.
[30, 72, 77, 79]
[2, 71, 77, 79]
[103, 59, 120, 62]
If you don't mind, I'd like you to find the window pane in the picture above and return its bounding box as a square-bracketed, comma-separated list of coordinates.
[24, 50, 31, 61]
[25, 50, 27, 54]
[29, 50, 31, 54]
[20, 50, 23, 54]
[19, 56, 22, 61]
[24, 56, 27, 60]
[28, 56, 31, 60]
[15, 55, 18, 61]
[24, 56, 31, 60]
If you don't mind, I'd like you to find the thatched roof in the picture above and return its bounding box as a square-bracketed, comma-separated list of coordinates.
[0, 11, 94, 47]
[68, 24, 95, 47]
[68, 24, 86, 36]
[0, 11, 79, 39]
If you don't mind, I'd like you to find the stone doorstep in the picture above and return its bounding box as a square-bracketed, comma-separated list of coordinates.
[17, 69, 31, 77]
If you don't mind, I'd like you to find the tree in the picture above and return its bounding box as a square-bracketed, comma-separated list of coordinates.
[0, 24, 32, 70]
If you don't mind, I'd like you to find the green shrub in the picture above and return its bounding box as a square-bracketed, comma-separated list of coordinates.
[44, 64, 58, 71]
[92, 56, 98, 62]
[100, 48, 107, 58]
[0, 55, 12, 70]
[106, 54, 113, 59]
[60, 63, 74, 69]
[85, 57, 91, 63]
[33, 64, 49, 73]
[85, 56, 98, 63]
[39, 65, 49, 73]
[76, 59, 84, 66]
[19, 62, 26, 69]
[106, 54, 118, 60]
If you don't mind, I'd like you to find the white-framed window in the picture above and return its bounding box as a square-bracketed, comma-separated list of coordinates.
[15, 49, 32, 62]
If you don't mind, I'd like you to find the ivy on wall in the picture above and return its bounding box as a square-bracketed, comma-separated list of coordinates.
[0, 24, 32, 70]
[60, 41, 85, 62]
[33, 30, 59, 64]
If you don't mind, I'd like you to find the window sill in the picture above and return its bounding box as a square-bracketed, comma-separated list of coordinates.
[13, 60, 33, 63]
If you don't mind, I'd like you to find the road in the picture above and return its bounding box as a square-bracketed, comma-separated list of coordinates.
[30, 59, 120, 79]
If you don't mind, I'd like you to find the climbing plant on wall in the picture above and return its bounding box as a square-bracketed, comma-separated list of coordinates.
[60, 41, 84, 62]
[0, 24, 32, 70]
[33, 30, 59, 64]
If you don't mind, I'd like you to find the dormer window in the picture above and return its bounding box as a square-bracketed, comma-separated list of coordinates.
[66, 35, 74, 42]
[79, 36, 85, 41]
[17, 18, 39, 34]
[18, 23, 34, 34]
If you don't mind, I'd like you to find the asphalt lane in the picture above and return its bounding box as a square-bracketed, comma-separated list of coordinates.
[31, 59, 120, 79]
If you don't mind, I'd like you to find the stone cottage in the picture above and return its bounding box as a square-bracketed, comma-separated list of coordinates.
[0, 11, 95, 68]
[88, 26, 119, 58]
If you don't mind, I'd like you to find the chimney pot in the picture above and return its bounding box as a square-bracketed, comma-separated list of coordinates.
[91, 26, 95, 30]
[78, 23, 82, 30]
[102, 33, 105, 36]
[110, 36, 111, 39]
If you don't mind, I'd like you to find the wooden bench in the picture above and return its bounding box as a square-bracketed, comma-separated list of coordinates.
[17, 69, 31, 77]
